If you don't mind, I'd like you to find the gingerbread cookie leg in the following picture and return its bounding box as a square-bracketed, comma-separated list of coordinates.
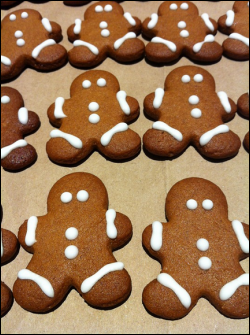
[186, 36, 222, 63]
[68, 44, 106, 69]
[110, 36, 145, 63]
[222, 37, 249, 61]
[145, 40, 183, 63]
[1, 55, 24, 82]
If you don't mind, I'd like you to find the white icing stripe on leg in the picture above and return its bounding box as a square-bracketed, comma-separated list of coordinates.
[32, 39, 56, 59]
[201, 13, 214, 32]
[199, 125, 229, 146]
[226, 10, 235, 27]
[217, 92, 231, 113]
[73, 40, 99, 55]
[157, 273, 192, 309]
[153, 88, 165, 109]
[54, 97, 67, 119]
[151, 37, 177, 53]
[81, 262, 124, 293]
[50, 129, 83, 149]
[193, 35, 215, 53]
[18, 107, 28, 125]
[153, 121, 183, 142]
[148, 13, 158, 29]
[114, 32, 136, 50]
[1, 139, 28, 160]
[106, 209, 117, 239]
[41, 18, 52, 33]
[18, 269, 54, 298]
[229, 33, 249, 47]
[25, 216, 38, 247]
[73, 19, 82, 34]
[116, 91, 130, 115]
[101, 123, 129, 146]
[150, 221, 163, 251]
[232, 220, 249, 254]
[1, 55, 12, 66]
[220, 274, 249, 301]
[124, 12, 136, 26]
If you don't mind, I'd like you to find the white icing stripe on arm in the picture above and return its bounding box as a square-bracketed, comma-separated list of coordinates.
[201, 13, 214, 32]
[18, 269, 54, 298]
[106, 209, 117, 239]
[193, 35, 215, 53]
[232, 220, 249, 254]
[148, 13, 158, 29]
[73, 40, 99, 55]
[32, 39, 56, 59]
[25, 216, 38, 247]
[114, 32, 136, 50]
[199, 125, 229, 146]
[217, 92, 231, 113]
[124, 12, 136, 26]
[73, 19, 82, 34]
[157, 273, 192, 309]
[18, 107, 28, 125]
[50, 129, 83, 149]
[220, 274, 249, 301]
[54, 97, 67, 119]
[1, 140, 28, 159]
[151, 37, 177, 53]
[226, 10, 235, 27]
[41, 18, 52, 33]
[101, 123, 129, 146]
[81, 262, 124, 293]
[150, 221, 163, 251]
[153, 121, 183, 142]
[1, 55, 12, 66]
[116, 91, 130, 115]
[229, 33, 249, 47]
[153, 88, 165, 109]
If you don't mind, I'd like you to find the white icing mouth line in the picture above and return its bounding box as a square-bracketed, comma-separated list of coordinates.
[151, 37, 177, 53]
[153, 121, 183, 142]
[1, 139, 28, 160]
[199, 125, 229, 146]
[50, 129, 83, 149]
[32, 39, 56, 59]
[73, 40, 99, 55]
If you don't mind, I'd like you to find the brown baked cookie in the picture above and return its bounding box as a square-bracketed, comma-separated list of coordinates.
[142, 1, 222, 64]
[1, 87, 40, 171]
[46, 70, 141, 165]
[143, 66, 241, 160]
[142, 177, 249, 320]
[67, 1, 145, 68]
[1, 9, 67, 81]
[1, 1, 19, 7]
[237, 92, 249, 152]
[218, 1, 249, 61]
[13, 172, 132, 313]
[64, 1, 90, 5]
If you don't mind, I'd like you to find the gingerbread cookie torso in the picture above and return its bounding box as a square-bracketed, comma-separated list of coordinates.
[46, 70, 141, 165]
[143, 66, 241, 160]
[237, 92, 249, 152]
[1, 87, 40, 171]
[13, 172, 133, 313]
[67, 1, 145, 67]
[218, 1, 249, 61]
[1, 9, 68, 81]
[142, 178, 249, 320]
[142, 1, 222, 63]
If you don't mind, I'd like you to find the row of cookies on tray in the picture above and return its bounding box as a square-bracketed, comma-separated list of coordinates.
[1, 1, 249, 81]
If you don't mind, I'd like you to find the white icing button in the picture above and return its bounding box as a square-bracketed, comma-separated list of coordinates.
[194, 74, 204, 83]
[1, 96, 10, 104]
[186, 199, 198, 210]
[191, 108, 202, 119]
[21, 12, 29, 18]
[170, 3, 178, 10]
[16, 39, 25, 46]
[65, 245, 79, 260]
[82, 80, 91, 89]
[88, 102, 99, 112]
[189, 95, 200, 105]
[104, 4, 113, 12]
[101, 29, 110, 37]
[198, 257, 212, 270]
[181, 3, 189, 10]
[15, 30, 23, 38]
[202, 199, 214, 210]
[95, 5, 103, 12]
[100, 21, 108, 29]
[197, 239, 209, 252]
[89, 114, 100, 124]
[9, 14, 16, 21]
[180, 30, 189, 38]
[178, 21, 186, 29]
[182, 75, 190, 83]
[65, 227, 78, 240]
[97, 78, 107, 87]
[77, 190, 89, 202]
[61, 192, 73, 203]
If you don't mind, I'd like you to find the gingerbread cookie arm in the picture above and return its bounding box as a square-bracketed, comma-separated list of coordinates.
[1, 228, 19, 264]
[48, 21, 63, 43]
[47, 98, 69, 128]
[19, 110, 40, 136]
[18, 217, 40, 254]
[217, 94, 237, 123]
[231, 220, 249, 260]
[142, 15, 160, 40]
[144, 91, 164, 120]
[142, 222, 164, 261]
[119, 95, 140, 123]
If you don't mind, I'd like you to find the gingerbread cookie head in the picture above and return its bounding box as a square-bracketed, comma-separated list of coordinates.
[237, 92, 249, 152]
[143, 66, 241, 160]
[1, 9, 67, 81]
[67, 1, 145, 68]
[13, 172, 132, 313]
[142, 178, 249, 320]
[218, 1, 249, 60]
[142, 1, 222, 63]
[46, 70, 141, 165]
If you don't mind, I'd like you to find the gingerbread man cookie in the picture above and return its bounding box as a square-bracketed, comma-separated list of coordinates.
[142, 1, 222, 64]
[64, 1, 91, 5]
[238, 92, 249, 152]
[1, 9, 67, 81]
[218, 1, 249, 61]
[1, 1, 19, 7]
[1, 87, 40, 171]
[143, 66, 241, 160]
[46, 70, 141, 165]
[13, 172, 132, 313]
[67, 1, 145, 68]
[143, 178, 249, 320]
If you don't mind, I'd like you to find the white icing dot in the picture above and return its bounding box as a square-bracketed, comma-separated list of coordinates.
[88, 102, 99, 112]
[104, 4, 113, 12]
[191, 108, 202, 119]
[65, 227, 78, 240]
[89, 114, 100, 124]
[194, 74, 204, 83]
[16, 39, 25, 47]
[82, 80, 91, 89]
[101, 29, 110, 37]
[21, 12, 29, 18]
[180, 30, 189, 38]
[197, 239, 209, 252]
[95, 5, 103, 12]
[61, 192, 73, 203]
[9, 14, 16, 21]
[15, 30, 23, 38]
[181, 3, 189, 10]
[189, 95, 200, 105]
[170, 3, 178, 10]
[198, 257, 212, 270]
[65, 245, 79, 260]
[202, 199, 214, 210]
[186, 199, 198, 210]
[77, 190, 89, 202]
[178, 21, 186, 29]
[97, 78, 107, 87]
[1, 95, 10, 104]
[100, 21, 108, 29]
[182, 75, 190, 83]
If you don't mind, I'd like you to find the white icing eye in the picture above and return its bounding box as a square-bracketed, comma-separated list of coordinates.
[88, 102, 99, 112]
[15, 30, 23, 38]
[104, 4, 113, 12]
[181, 3, 189, 10]
[194, 74, 204, 83]
[180, 30, 189, 38]
[191, 108, 202, 118]
[21, 12, 29, 18]
[186, 199, 198, 210]
[101, 29, 110, 37]
[16, 39, 25, 46]
[65, 227, 78, 240]
[77, 190, 89, 202]
[182, 75, 190, 83]
[61, 192, 73, 203]
[178, 21, 186, 29]
[189, 95, 200, 105]
[82, 80, 91, 89]
[197, 238, 209, 252]
[89, 114, 100, 124]
[170, 3, 178, 10]
[1, 96, 10, 104]
[100, 21, 108, 29]
[202, 199, 214, 210]
[9, 14, 16, 21]
[65, 245, 79, 259]
[95, 5, 103, 12]
[97, 78, 107, 87]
